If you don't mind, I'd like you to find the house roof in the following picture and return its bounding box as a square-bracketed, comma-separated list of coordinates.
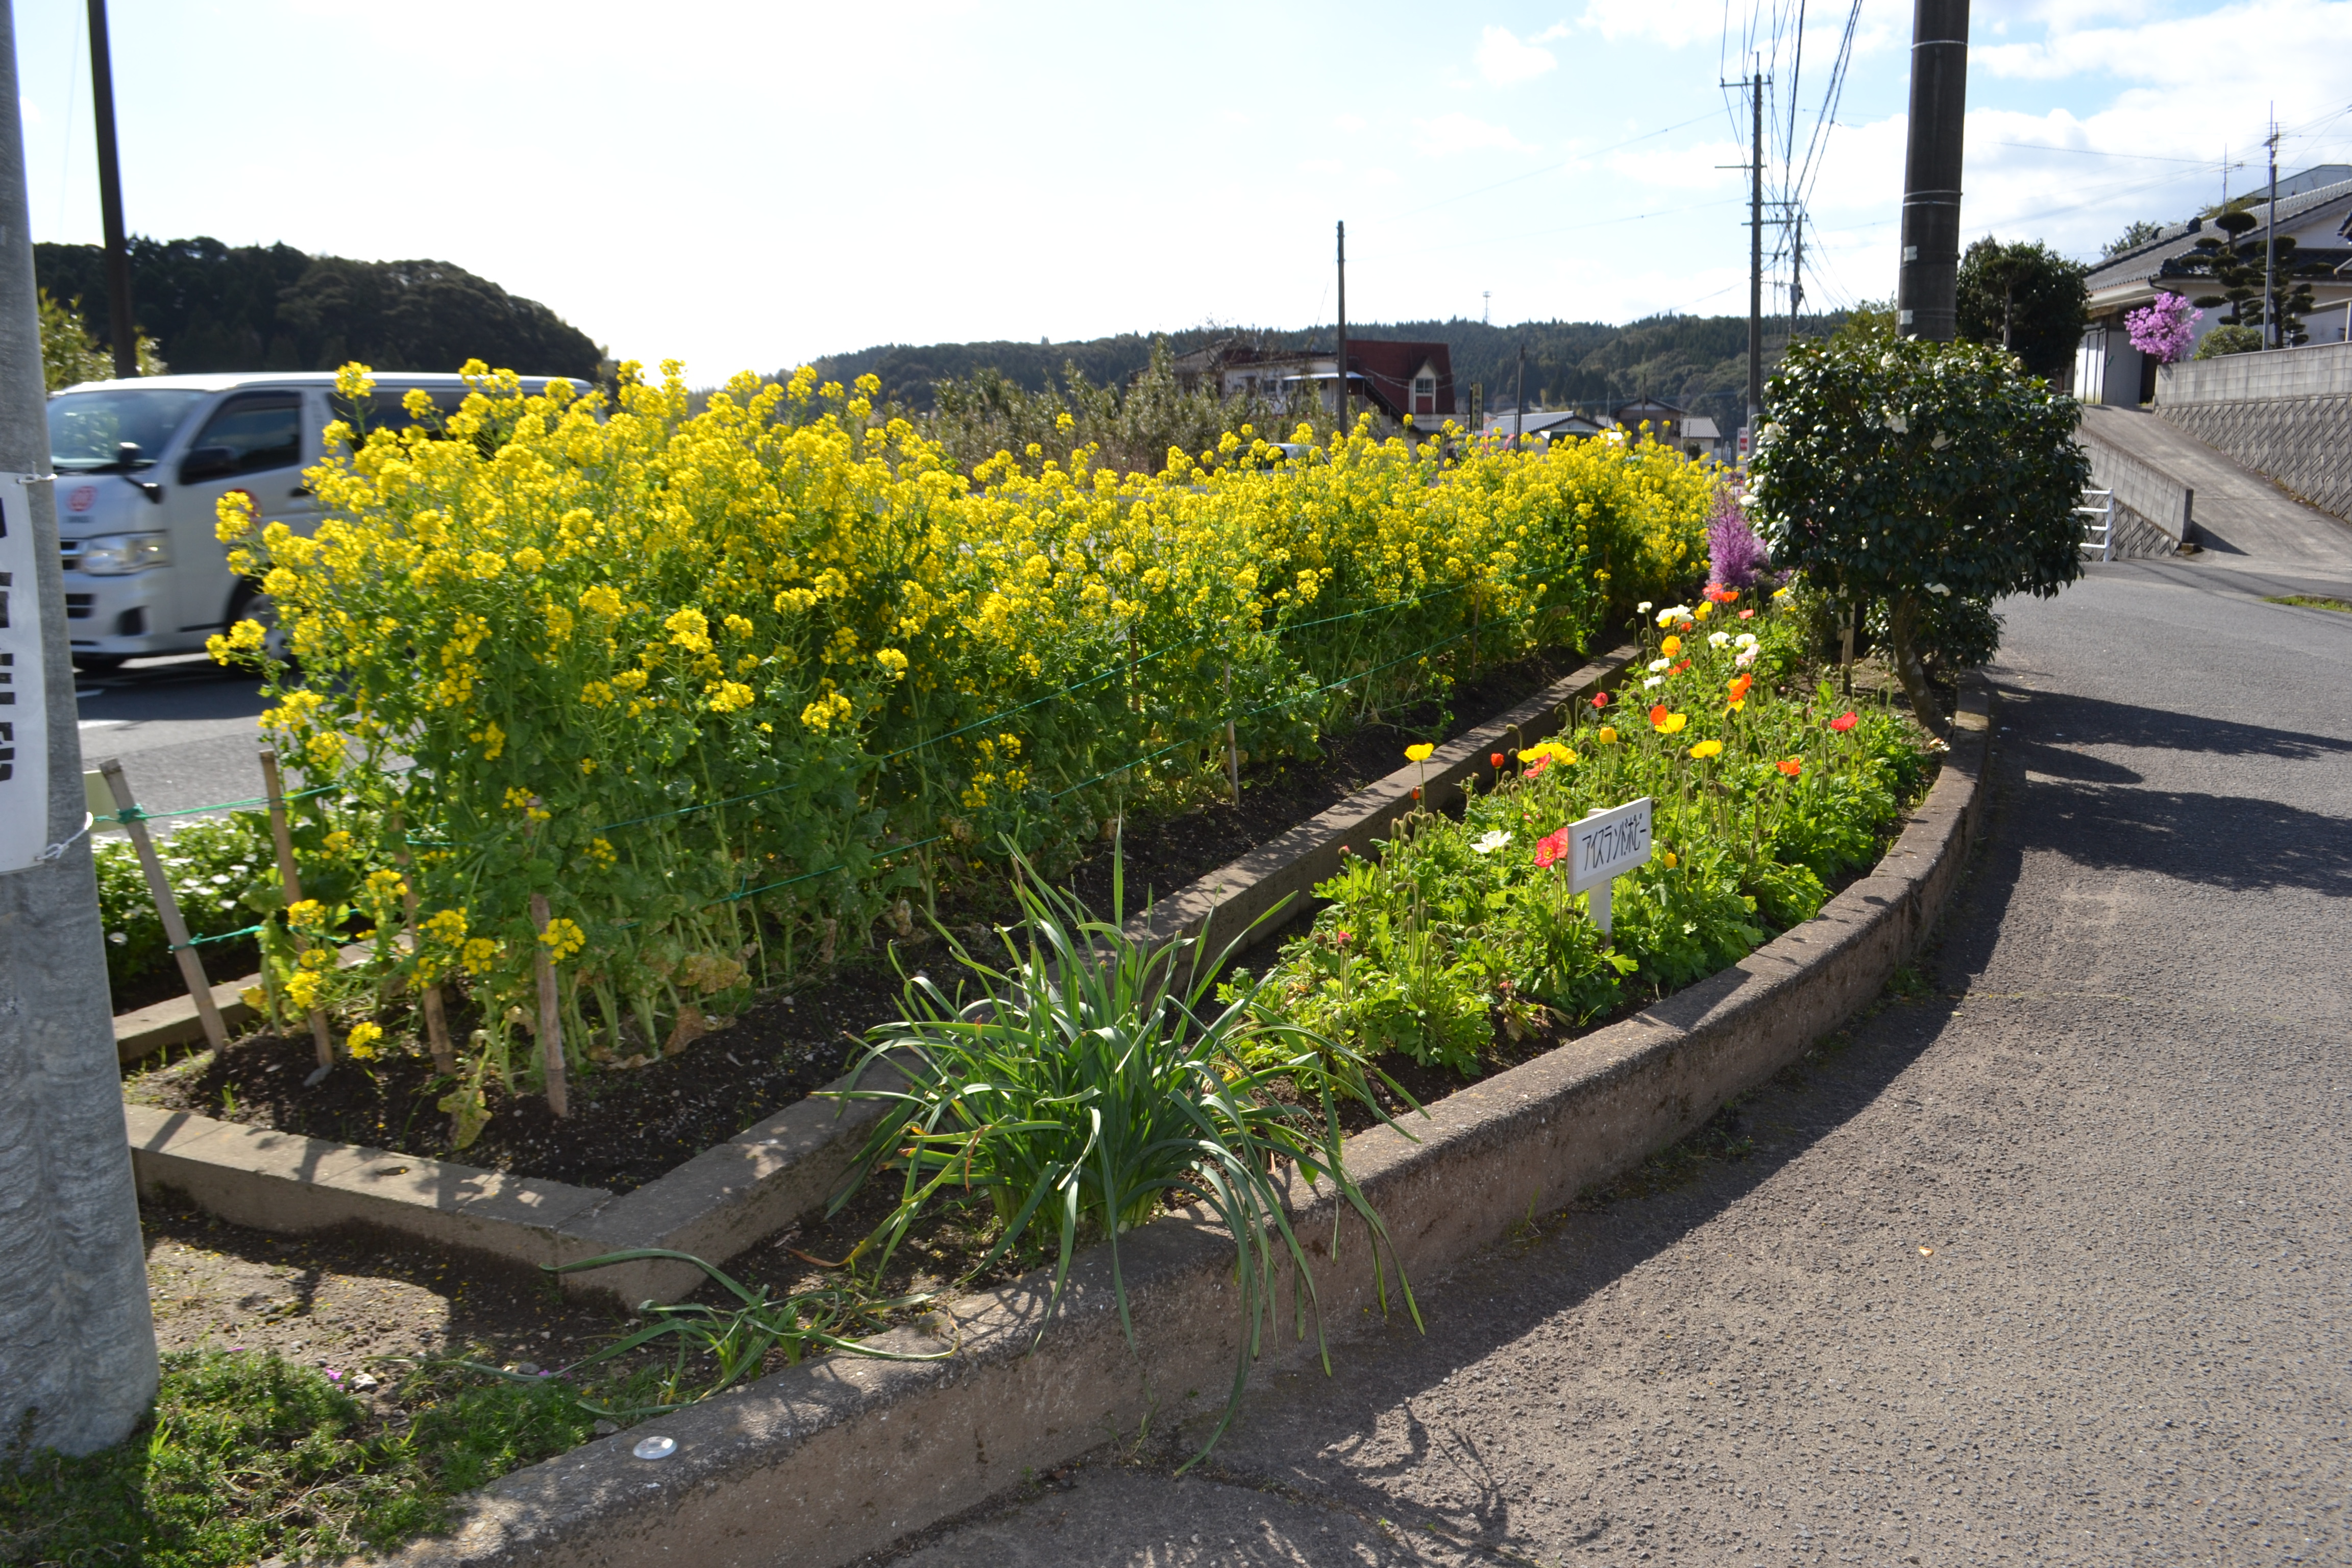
[1682, 415, 1722, 440]
[1338, 340, 1456, 420]
[2085, 176, 2352, 304]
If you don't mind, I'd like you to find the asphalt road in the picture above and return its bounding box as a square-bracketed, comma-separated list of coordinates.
[885, 557, 2352, 1566]
[68, 652, 273, 825]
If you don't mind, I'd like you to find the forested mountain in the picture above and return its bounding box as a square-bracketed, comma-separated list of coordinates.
[811, 311, 1853, 435]
[36, 237, 604, 382]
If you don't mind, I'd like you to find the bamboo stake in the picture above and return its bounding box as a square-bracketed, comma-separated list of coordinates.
[529, 892, 569, 1118]
[99, 760, 227, 1052]
[258, 747, 334, 1068]
[388, 808, 455, 1075]
[1222, 660, 1241, 806]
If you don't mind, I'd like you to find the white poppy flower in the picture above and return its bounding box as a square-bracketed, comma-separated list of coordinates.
[1643, 675, 1665, 689]
[1735, 646, 1760, 668]
[1647, 657, 1672, 673]
[1707, 631, 1731, 648]
[1734, 632, 1758, 648]
[1472, 829, 1512, 855]
[1636, 600, 1654, 614]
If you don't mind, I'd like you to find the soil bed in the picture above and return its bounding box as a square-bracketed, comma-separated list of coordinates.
[123, 640, 1614, 1191]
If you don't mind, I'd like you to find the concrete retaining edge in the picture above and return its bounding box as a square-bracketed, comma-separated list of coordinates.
[379, 676, 1993, 1568]
[125, 644, 1638, 1305]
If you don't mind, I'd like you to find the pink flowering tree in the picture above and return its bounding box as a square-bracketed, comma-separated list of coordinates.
[2125, 291, 2201, 364]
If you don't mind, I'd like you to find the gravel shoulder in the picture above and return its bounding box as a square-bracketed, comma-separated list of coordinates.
[883, 560, 2352, 1567]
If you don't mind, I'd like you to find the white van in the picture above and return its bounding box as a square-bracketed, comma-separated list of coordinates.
[47, 371, 576, 672]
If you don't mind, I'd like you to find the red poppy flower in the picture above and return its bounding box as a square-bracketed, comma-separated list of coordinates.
[1490, 751, 1506, 767]
[1670, 660, 1692, 675]
[1525, 756, 1551, 779]
[1533, 828, 1570, 868]
[1728, 673, 1753, 702]
[1738, 608, 1755, 620]
[1721, 587, 1739, 603]
[1412, 787, 1423, 801]
[1649, 703, 1669, 726]
[1830, 711, 1858, 732]
[1776, 757, 1802, 777]
[1592, 691, 1611, 709]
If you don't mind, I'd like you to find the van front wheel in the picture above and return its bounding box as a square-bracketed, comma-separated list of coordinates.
[225, 581, 293, 667]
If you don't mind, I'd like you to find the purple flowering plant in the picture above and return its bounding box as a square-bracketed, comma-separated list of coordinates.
[2125, 291, 2201, 365]
[1706, 489, 1772, 588]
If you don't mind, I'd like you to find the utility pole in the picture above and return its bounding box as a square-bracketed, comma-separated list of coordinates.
[2262, 109, 2280, 349]
[0, 5, 158, 1455]
[1514, 342, 1526, 444]
[1335, 220, 1348, 431]
[1895, 0, 1970, 342]
[1482, 289, 1490, 326]
[1747, 57, 1764, 437]
[85, 0, 136, 379]
[1790, 209, 1805, 342]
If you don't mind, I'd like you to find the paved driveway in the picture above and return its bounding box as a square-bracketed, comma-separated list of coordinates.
[886, 558, 2352, 1566]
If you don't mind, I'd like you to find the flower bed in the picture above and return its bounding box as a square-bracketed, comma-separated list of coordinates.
[1230, 584, 1932, 1074]
[193, 362, 1714, 1139]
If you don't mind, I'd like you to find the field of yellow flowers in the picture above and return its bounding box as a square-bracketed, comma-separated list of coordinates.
[211, 362, 1714, 1135]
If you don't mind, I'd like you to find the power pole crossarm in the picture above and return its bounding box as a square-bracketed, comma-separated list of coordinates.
[1896, 0, 1970, 342]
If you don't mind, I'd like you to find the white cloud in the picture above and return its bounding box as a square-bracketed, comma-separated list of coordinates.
[1336, 113, 1368, 133]
[1414, 112, 1537, 157]
[1977, 0, 2352, 84]
[18, 97, 38, 126]
[1475, 25, 1559, 83]
[1576, 0, 1724, 48]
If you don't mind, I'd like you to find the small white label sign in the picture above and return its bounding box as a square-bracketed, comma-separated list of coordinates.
[0, 476, 52, 875]
[1569, 796, 1653, 894]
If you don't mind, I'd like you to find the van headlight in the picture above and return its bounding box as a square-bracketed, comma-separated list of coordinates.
[75, 532, 172, 575]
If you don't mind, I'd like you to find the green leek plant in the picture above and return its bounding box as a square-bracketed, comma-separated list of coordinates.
[828, 850, 1422, 1460]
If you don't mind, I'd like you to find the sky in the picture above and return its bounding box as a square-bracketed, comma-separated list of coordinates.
[12, 0, 2352, 376]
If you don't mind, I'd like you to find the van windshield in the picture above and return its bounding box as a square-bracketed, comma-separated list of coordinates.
[48, 388, 211, 472]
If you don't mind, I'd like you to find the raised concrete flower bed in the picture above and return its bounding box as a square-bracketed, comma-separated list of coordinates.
[126, 644, 1641, 1306]
[364, 677, 1992, 1568]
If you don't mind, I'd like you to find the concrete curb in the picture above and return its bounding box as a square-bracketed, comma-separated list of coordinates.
[125, 645, 1636, 1304]
[378, 677, 1994, 1568]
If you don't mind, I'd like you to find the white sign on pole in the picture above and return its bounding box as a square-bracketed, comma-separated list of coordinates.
[1567, 796, 1653, 938]
[0, 475, 52, 875]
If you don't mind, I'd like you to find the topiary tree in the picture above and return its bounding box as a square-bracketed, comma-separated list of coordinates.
[1747, 334, 2090, 732]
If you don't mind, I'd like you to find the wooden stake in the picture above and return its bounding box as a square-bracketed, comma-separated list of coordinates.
[99, 760, 227, 1052]
[530, 892, 569, 1118]
[389, 808, 455, 1075]
[258, 747, 334, 1068]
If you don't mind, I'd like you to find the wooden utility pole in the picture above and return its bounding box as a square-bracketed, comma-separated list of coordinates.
[85, 0, 136, 378]
[1335, 220, 1349, 431]
[1513, 343, 1526, 444]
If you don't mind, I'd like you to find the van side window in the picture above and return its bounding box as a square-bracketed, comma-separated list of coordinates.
[329, 389, 468, 440]
[190, 394, 302, 475]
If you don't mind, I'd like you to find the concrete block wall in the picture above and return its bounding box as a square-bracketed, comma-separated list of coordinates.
[2155, 342, 2352, 520]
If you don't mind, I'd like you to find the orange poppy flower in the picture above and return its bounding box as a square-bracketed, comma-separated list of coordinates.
[1776, 757, 1802, 777]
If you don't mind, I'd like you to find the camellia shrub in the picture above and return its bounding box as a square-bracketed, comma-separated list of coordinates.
[210, 362, 1712, 1132]
[1747, 334, 2089, 728]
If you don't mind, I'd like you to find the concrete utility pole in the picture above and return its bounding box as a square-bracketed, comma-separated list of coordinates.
[85, 0, 136, 379]
[0, 7, 158, 1455]
[1335, 220, 1348, 430]
[1895, 0, 1969, 342]
[1747, 58, 1764, 434]
[2262, 109, 2280, 349]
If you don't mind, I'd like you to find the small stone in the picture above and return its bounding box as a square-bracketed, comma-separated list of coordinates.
[594, 1419, 620, 1436]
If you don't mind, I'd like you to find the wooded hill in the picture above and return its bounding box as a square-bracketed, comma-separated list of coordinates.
[811, 311, 1854, 435]
[37, 237, 604, 382]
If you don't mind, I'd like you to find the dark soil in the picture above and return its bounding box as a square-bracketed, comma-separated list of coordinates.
[125, 639, 1624, 1192]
